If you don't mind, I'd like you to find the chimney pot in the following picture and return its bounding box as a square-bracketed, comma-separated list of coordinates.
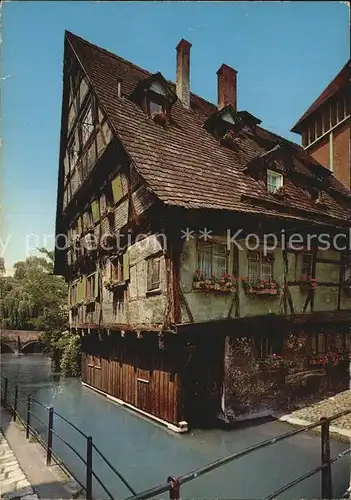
[176, 39, 192, 109]
[217, 64, 237, 111]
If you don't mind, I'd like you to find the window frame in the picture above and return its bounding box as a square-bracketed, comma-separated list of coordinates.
[145, 90, 167, 118]
[197, 240, 228, 279]
[86, 272, 96, 300]
[146, 257, 161, 292]
[266, 169, 283, 194]
[301, 252, 313, 279]
[111, 255, 124, 284]
[247, 251, 274, 282]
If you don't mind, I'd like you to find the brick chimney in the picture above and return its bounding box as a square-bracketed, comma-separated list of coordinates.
[217, 64, 237, 111]
[176, 39, 192, 109]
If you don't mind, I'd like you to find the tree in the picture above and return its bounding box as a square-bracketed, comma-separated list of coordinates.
[0, 249, 81, 376]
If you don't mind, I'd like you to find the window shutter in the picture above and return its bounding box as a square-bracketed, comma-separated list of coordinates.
[111, 175, 123, 204]
[123, 251, 130, 281]
[82, 276, 87, 299]
[91, 200, 100, 223]
[94, 271, 99, 298]
[68, 285, 72, 306]
[77, 279, 82, 303]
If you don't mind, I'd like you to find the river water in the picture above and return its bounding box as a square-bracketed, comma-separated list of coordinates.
[1, 354, 349, 499]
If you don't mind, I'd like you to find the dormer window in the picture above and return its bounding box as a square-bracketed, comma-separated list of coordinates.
[129, 72, 177, 122]
[267, 169, 283, 194]
[147, 92, 166, 117]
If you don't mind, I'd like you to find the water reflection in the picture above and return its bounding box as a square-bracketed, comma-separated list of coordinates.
[1, 354, 349, 500]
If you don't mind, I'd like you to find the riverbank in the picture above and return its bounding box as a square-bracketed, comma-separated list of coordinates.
[273, 389, 351, 442]
[0, 406, 79, 499]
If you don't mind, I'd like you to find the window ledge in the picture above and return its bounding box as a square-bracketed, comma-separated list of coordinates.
[146, 288, 162, 296]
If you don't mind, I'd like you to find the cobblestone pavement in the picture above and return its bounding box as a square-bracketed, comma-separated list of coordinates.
[0, 431, 39, 500]
[286, 389, 351, 431]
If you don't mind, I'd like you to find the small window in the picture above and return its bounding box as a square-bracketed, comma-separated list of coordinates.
[86, 273, 97, 300]
[267, 170, 283, 194]
[248, 251, 274, 282]
[111, 255, 124, 283]
[301, 252, 313, 278]
[70, 282, 78, 306]
[311, 333, 326, 355]
[248, 251, 260, 282]
[147, 258, 161, 291]
[197, 241, 228, 278]
[146, 91, 166, 118]
[256, 332, 283, 358]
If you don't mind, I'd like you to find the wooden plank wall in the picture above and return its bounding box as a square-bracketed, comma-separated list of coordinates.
[81, 334, 180, 425]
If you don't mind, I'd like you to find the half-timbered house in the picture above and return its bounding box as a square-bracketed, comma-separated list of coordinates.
[55, 31, 351, 431]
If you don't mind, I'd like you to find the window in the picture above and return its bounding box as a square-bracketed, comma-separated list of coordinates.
[301, 252, 313, 278]
[81, 104, 94, 146]
[86, 273, 97, 300]
[197, 241, 228, 278]
[70, 282, 78, 306]
[248, 251, 274, 282]
[147, 258, 161, 291]
[256, 332, 283, 358]
[146, 91, 166, 118]
[311, 333, 326, 355]
[111, 255, 124, 283]
[267, 170, 283, 194]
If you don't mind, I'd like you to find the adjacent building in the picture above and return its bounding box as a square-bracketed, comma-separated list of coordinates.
[291, 61, 350, 190]
[55, 32, 351, 432]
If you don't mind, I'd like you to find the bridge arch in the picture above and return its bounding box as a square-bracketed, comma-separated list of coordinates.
[21, 341, 43, 354]
[0, 340, 15, 353]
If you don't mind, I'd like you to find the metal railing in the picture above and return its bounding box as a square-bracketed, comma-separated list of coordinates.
[123, 408, 351, 500]
[0, 376, 137, 500]
[1, 376, 350, 500]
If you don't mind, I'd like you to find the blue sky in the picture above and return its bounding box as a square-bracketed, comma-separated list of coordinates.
[1, 1, 349, 272]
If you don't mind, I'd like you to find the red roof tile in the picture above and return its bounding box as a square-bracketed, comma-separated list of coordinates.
[64, 31, 351, 226]
[291, 60, 350, 132]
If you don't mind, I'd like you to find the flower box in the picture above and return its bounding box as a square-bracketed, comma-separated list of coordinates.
[192, 272, 237, 293]
[247, 289, 278, 295]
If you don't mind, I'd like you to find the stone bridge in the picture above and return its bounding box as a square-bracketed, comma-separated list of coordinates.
[0, 330, 43, 354]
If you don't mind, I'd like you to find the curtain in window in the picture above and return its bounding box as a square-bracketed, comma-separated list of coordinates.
[197, 242, 212, 278]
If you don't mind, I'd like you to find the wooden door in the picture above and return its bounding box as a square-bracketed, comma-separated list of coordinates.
[136, 368, 151, 413]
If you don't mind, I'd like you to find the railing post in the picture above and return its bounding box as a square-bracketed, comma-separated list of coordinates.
[320, 417, 333, 499]
[168, 476, 180, 500]
[2, 377, 8, 407]
[46, 406, 54, 466]
[13, 385, 18, 421]
[26, 395, 31, 439]
[86, 436, 93, 500]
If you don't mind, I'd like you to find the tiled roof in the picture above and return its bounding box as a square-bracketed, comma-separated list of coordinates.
[291, 60, 350, 132]
[64, 31, 351, 226]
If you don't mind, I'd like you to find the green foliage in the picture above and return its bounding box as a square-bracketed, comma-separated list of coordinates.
[58, 332, 82, 377]
[0, 248, 81, 377]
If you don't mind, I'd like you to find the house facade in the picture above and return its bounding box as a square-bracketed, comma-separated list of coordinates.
[55, 31, 351, 432]
[291, 61, 350, 190]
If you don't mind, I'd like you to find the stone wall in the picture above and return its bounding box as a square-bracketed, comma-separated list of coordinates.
[223, 327, 349, 421]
